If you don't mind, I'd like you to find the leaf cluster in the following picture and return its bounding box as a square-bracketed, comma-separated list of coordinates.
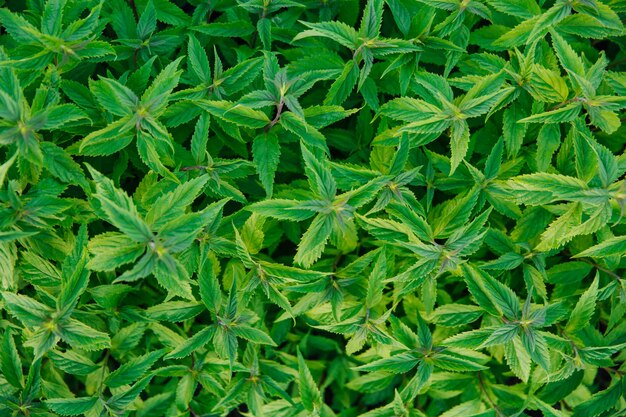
[1, 0, 626, 416]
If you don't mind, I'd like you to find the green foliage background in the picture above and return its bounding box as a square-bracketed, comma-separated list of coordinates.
[1, 0, 626, 416]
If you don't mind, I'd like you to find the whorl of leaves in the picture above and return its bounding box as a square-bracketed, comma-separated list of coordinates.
[1, 0, 626, 416]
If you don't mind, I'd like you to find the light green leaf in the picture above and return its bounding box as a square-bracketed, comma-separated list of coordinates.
[565, 275, 599, 333]
[574, 236, 626, 259]
[45, 397, 98, 416]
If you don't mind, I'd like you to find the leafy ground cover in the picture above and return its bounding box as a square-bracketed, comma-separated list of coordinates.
[1, 0, 626, 416]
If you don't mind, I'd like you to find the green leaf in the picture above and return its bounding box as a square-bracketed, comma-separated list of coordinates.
[0, 152, 17, 189]
[551, 31, 585, 77]
[294, 214, 333, 268]
[59, 319, 111, 351]
[572, 380, 623, 417]
[460, 267, 496, 318]
[0, 8, 42, 43]
[41, 142, 88, 189]
[301, 144, 336, 200]
[146, 176, 211, 229]
[108, 376, 154, 409]
[503, 102, 528, 157]
[430, 352, 488, 372]
[574, 236, 626, 259]
[506, 173, 591, 205]
[91, 78, 138, 117]
[534, 202, 582, 251]
[504, 336, 531, 383]
[252, 132, 280, 197]
[191, 113, 210, 164]
[565, 275, 599, 333]
[481, 324, 519, 348]
[58, 224, 90, 314]
[356, 352, 421, 374]
[164, 327, 215, 360]
[486, 0, 541, 19]
[231, 325, 276, 345]
[48, 350, 100, 376]
[324, 60, 359, 106]
[297, 349, 322, 412]
[137, 0, 157, 38]
[146, 301, 204, 322]
[1, 292, 51, 327]
[280, 112, 328, 153]
[536, 124, 561, 171]
[45, 397, 98, 416]
[449, 120, 469, 174]
[86, 164, 154, 243]
[294, 21, 359, 49]
[40, 104, 88, 130]
[247, 199, 317, 221]
[518, 102, 582, 124]
[105, 349, 164, 388]
[433, 304, 484, 327]
[199, 254, 222, 314]
[0, 329, 23, 389]
[88, 232, 145, 271]
[78, 117, 134, 156]
[141, 57, 183, 114]
[153, 253, 194, 300]
[191, 21, 255, 37]
[530, 65, 569, 103]
[365, 249, 386, 308]
[194, 100, 270, 128]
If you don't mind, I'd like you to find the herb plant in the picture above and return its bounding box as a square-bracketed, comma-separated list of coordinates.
[1, 0, 626, 416]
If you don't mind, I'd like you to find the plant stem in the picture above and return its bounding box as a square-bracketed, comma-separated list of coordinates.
[477, 372, 505, 417]
[580, 258, 622, 282]
[98, 350, 110, 395]
[265, 99, 284, 132]
[180, 165, 207, 171]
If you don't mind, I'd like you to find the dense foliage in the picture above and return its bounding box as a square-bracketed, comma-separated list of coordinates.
[1, 0, 626, 416]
